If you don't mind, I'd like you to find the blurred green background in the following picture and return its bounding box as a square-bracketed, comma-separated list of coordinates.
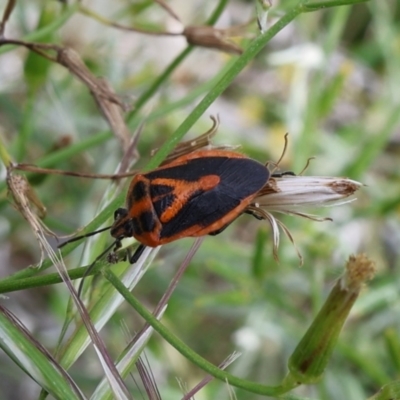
[0, 1, 399, 399]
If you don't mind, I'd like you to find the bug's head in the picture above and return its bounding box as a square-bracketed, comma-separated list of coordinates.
[110, 207, 134, 240]
[58, 207, 143, 298]
[58, 207, 136, 250]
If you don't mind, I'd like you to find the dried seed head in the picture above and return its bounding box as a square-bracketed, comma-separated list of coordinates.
[183, 25, 243, 55]
[255, 176, 362, 209]
[246, 175, 363, 262]
[342, 253, 376, 292]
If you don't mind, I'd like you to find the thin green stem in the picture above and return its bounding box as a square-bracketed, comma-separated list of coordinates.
[302, 0, 370, 10]
[126, 47, 192, 123]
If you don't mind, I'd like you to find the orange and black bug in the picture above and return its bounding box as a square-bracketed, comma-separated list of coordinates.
[110, 149, 270, 262]
[60, 149, 271, 264]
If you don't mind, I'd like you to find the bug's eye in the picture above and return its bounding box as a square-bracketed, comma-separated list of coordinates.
[114, 208, 128, 221]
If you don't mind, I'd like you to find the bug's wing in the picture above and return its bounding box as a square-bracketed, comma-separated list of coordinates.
[159, 157, 269, 239]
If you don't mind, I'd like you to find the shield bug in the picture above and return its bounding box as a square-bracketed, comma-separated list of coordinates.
[110, 149, 270, 262]
[60, 149, 271, 264]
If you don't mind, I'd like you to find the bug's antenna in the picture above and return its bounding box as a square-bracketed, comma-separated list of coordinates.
[58, 226, 113, 248]
[298, 157, 315, 175]
[77, 239, 119, 297]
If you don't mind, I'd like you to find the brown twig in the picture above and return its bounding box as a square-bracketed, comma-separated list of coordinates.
[12, 164, 138, 180]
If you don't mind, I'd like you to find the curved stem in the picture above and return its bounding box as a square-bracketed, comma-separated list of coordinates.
[104, 268, 298, 396]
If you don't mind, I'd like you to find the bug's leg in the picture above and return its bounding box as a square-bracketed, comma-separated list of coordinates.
[106, 240, 122, 263]
[128, 244, 146, 264]
[271, 171, 296, 178]
[244, 209, 264, 220]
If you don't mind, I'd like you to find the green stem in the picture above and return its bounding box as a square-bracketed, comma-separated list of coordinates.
[103, 268, 297, 396]
[0, 267, 87, 294]
[302, 0, 370, 10]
